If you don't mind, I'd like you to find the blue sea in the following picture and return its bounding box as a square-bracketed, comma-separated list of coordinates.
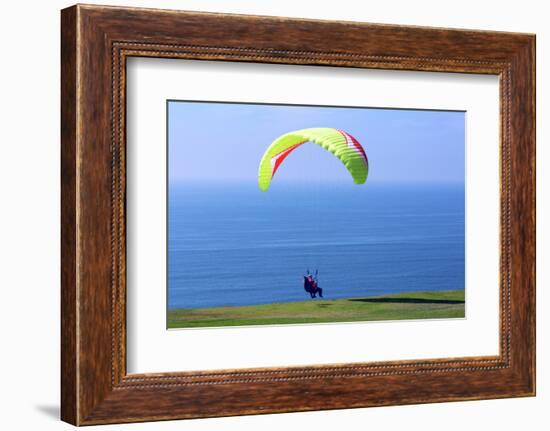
[167, 183, 465, 309]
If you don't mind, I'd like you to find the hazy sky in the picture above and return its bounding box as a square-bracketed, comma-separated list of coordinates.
[168, 101, 465, 185]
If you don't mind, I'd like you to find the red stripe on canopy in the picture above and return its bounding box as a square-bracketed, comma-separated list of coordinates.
[338, 130, 368, 165]
[271, 141, 306, 176]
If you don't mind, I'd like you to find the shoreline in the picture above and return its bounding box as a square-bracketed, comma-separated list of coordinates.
[168, 289, 465, 329]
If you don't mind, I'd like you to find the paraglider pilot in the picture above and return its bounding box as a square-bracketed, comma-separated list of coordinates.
[304, 270, 323, 298]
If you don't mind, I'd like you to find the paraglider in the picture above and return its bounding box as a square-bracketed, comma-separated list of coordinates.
[304, 269, 323, 299]
[258, 128, 368, 191]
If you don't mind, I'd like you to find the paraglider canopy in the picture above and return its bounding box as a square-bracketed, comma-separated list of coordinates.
[257, 128, 368, 191]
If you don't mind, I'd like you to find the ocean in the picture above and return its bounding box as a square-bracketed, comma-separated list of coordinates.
[167, 183, 465, 309]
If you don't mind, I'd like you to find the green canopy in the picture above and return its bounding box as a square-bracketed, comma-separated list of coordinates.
[258, 128, 369, 191]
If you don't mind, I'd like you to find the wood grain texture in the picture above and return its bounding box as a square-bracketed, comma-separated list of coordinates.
[60, 6, 78, 424]
[60, 4, 535, 425]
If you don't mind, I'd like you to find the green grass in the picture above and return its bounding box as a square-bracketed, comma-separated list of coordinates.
[167, 289, 465, 329]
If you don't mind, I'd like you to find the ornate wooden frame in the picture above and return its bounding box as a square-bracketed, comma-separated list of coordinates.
[61, 4, 535, 425]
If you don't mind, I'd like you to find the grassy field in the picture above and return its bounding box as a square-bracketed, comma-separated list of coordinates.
[167, 289, 465, 329]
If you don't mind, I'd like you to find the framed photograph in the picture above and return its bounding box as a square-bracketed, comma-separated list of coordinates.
[165, 101, 466, 330]
[61, 4, 535, 425]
